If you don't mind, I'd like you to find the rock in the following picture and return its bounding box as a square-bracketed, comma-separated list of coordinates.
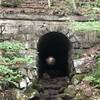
[74, 81, 94, 99]
[74, 59, 84, 68]
[73, 78, 79, 85]
[43, 73, 50, 80]
[58, 87, 65, 94]
[1, 81, 10, 90]
[26, 77, 30, 83]
[28, 82, 33, 87]
[19, 79, 27, 89]
[29, 95, 40, 100]
[0, 92, 4, 100]
[15, 89, 29, 100]
[26, 77, 32, 87]
[73, 55, 95, 73]
[0, 49, 5, 56]
[84, 87, 92, 97]
[64, 85, 76, 97]
[28, 90, 40, 100]
[18, 67, 27, 76]
[0, 90, 17, 100]
[75, 91, 85, 100]
[72, 74, 85, 85]
[0, 89, 39, 100]
[80, 81, 92, 97]
[27, 69, 33, 80]
[31, 69, 38, 78]
[0, 86, 2, 91]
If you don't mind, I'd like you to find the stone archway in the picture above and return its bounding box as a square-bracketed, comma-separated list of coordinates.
[37, 31, 74, 78]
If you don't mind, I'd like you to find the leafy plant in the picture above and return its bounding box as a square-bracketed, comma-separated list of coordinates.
[0, 41, 34, 65]
[84, 57, 100, 86]
[0, 41, 34, 88]
[0, 56, 33, 66]
[72, 21, 100, 32]
[0, 65, 23, 87]
[0, 41, 24, 52]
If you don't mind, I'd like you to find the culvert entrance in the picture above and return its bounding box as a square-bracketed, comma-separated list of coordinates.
[37, 32, 73, 78]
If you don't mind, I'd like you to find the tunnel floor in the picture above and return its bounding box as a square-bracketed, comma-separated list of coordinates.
[37, 32, 72, 78]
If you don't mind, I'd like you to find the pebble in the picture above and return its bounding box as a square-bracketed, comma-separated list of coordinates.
[19, 79, 27, 89]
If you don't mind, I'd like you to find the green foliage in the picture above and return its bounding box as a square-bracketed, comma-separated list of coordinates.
[0, 41, 33, 65]
[0, 41, 24, 52]
[1, 0, 23, 8]
[84, 57, 100, 86]
[0, 41, 34, 88]
[0, 65, 15, 75]
[0, 65, 23, 87]
[0, 56, 33, 65]
[72, 21, 100, 32]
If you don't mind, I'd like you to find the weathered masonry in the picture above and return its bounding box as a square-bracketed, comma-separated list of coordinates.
[0, 14, 78, 78]
[0, 14, 98, 78]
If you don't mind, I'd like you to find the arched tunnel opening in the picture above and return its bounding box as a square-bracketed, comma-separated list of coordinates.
[37, 32, 73, 78]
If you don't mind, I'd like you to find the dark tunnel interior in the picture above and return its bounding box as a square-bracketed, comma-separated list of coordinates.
[37, 32, 72, 78]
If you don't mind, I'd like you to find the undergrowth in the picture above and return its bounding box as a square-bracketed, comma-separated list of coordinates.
[0, 65, 23, 88]
[84, 56, 100, 86]
[0, 41, 33, 88]
[72, 21, 100, 32]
